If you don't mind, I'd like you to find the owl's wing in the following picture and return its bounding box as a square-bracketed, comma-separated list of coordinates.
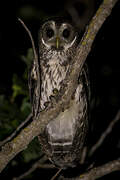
[28, 60, 41, 117]
[79, 63, 90, 104]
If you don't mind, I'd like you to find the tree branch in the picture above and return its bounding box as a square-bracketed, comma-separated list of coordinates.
[18, 18, 38, 64]
[59, 159, 120, 180]
[13, 155, 50, 180]
[0, 0, 118, 173]
[89, 110, 120, 157]
[0, 113, 32, 147]
[80, 159, 120, 180]
[51, 168, 62, 180]
[65, 0, 95, 30]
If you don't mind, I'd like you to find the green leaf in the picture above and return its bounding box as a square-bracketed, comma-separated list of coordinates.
[21, 138, 42, 163]
[20, 48, 33, 67]
[12, 84, 22, 99]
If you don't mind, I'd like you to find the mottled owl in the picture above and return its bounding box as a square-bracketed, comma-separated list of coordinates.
[29, 17, 90, 169]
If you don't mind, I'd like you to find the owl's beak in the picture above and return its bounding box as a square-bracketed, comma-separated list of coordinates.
[56, 37, 60, 49]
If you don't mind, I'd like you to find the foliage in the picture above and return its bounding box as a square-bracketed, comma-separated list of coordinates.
[0, 49, 41, 171]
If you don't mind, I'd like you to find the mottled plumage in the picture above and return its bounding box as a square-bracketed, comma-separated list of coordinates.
[29, 18, 90, 168]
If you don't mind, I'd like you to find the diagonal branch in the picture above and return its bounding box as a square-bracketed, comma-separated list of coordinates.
[13, 155, 49, 180]
[80, 159, 120, 180]
[0, 0, 118, 173]
[58, 159, 120, 180]
[0, 113, 32, 147]
[89, 110, 120, 157]
[65, 0, 95, 30]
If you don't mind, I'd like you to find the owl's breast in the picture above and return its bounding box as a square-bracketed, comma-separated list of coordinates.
[40, 58, 68, 109]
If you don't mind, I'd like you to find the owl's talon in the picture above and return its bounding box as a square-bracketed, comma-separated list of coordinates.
[49, 95, 55, 100]
[44, 101, 50, 108]
[49, 95, 57, 105]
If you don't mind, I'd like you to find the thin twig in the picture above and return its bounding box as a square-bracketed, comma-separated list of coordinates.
[89, 110, 120, 157]
[38, 163, 55, 169]
[13, 164, 36, 180]
[18, 18, 38, 64]
[18, 18, 41, 116]
[65, 0, 94, 30]
[51, 168, 62, 180]
[13, 155, 48, 180]
[0, 113, 32, 147]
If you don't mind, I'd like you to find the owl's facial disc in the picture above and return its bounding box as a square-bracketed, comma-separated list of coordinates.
[41, 21, 77, 51]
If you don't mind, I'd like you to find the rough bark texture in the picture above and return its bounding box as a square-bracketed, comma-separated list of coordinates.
[58, 159, 120, 180]
[0, 0, 118, 173]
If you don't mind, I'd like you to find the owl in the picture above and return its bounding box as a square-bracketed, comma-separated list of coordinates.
[29, 18, 90, 169]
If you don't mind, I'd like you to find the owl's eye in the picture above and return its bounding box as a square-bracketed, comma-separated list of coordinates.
[62, 28, 70, 38]
[46, 28, 54, 38]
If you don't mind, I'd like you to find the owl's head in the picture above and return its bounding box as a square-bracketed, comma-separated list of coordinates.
[38, 18, 80, 52]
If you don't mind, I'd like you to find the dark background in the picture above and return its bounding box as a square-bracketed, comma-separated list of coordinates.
[0, 0, 120, 179]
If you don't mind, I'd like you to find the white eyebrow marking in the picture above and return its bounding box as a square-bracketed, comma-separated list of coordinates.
[64, 36, 77, 50]
[51, 21, 56, 28]
[42, 38, 51, 48]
